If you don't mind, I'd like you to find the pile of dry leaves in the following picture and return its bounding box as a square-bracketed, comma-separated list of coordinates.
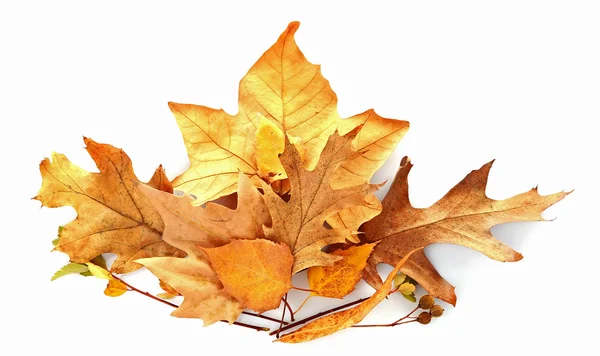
[35, 22, 568, 343]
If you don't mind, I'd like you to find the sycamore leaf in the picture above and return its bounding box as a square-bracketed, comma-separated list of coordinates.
[35, 138, 184, 273]
[334, 110, 409, 190]
[307, 243, 376, 299]
[51, 263, 89, 281]
[361, 158, 570, 305]
[137, 256, 242, 326]
[278, 248, 421, 343]
[169, 22, 339, 204]
[262, 134, 380, 273]
[326, 110, 408, 235]
[202, 239, 293, 313]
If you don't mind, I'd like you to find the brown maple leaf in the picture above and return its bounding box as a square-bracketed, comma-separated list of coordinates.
[35, 137, 184, 273]
[262, 133, 380, 274]
[361, 158, 570, 305]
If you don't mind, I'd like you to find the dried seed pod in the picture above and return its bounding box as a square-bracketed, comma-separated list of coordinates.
[419, 294, 435, 310]
[430, 305, 444, 317]
[417, 311, 432, 325]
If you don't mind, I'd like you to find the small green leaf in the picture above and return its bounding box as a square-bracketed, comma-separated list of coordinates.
[393, 273, 407, 289]
[402, 293, 417, 303]
[398, 282, 416, 295]
[52, 226, 65, 247]
[51, 263, 89, 281]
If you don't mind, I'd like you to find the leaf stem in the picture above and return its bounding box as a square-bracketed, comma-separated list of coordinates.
[269, 297, 368, 336]
[352, 305, 421, 328]
[111, 273, 269, 332]
[281, 296, 295, 321]
[276, 294, 288, 338]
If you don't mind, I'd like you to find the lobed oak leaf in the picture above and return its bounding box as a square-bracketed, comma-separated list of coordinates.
[361, 158, 571, 305]
[278, 248, 421, 343]
[170, 21, 339, 204]
[262, 133, 380, 274]
[35, 138, 184, 273]
[202, 239, 293, 313]
[137, 256, 242, 326]
[135, 173, 272, 322]
[307, 243, 377, 299]
[137, 172, 270, 253]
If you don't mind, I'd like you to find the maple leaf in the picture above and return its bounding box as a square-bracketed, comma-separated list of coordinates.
[169, 22, 339, 204]
[361, 158, 570, 305]
[326, 110, 409, 233]
[278, 248, 421, 343]
[202, 239, 293, 313]
[262, 133, 380, 274]
[307, 243, 376, 299]
[35, 137, 184, 273]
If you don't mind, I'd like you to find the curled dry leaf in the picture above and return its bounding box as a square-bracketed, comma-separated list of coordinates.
[35, 137, 184, 273]
[278, 248, 422, 343]
[307, 243, 377, 299]
[202, 239, 293, 313]
[262, 134, 380, 273]
[361, 158, 571, 305]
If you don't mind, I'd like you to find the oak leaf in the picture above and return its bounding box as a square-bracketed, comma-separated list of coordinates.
[169, 22, 339, 204]
[35, 138, 184, 273]
[361, 158, 570, 305]
[137, 256, 242, 325]
[261, 134, 380, 273]
[134, 173, 270, 323]
[278, 248, 421, 343]
[137, 172, 270, 253]
[202, 239, 293, 313]
[307, 243, 376, 299]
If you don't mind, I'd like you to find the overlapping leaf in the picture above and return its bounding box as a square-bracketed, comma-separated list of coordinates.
[202, 239, 293, 313]
[261, 133, 380, 273]
[278, 248, 421, 343]
[170, 22, 340, 204]
[361, 158, 570, 305]
[35, 138, 184, 273]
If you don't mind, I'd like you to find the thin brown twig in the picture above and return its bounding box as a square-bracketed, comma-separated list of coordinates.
[269, 297, 368, 336]
[352, 319, 418, 328]
[281, 296, 295, 321]
[112, 274, 269, 332]
[276, 294, 288, 338]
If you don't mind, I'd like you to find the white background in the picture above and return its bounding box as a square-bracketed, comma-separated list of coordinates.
[1, 1, 598, 355]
